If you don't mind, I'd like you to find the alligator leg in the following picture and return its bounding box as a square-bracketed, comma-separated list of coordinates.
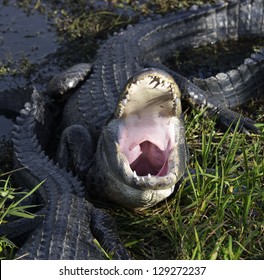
[47, 63, 97, 177]
[57, 124, 95, 178]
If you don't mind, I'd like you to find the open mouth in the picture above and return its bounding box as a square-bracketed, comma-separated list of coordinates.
[115, 68, 182, 180]
[118, 113, 175, 177]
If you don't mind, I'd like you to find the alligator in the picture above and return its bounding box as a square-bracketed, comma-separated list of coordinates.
[1, 86, 130, 260]
[56, 0, 263, 209]
[0, 0, 263, 259]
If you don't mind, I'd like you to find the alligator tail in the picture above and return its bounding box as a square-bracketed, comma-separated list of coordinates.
[193, 48, 264, 108]
[9, 91, 128, 259]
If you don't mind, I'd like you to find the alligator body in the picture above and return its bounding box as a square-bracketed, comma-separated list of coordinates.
[4, 88, 130, 260]
[57, 0, 264, 209]
[0, 0, 263, 259]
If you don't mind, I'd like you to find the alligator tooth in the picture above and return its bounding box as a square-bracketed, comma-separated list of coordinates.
[161, 81, 166, 88]
[150, 78, 161, 88]
[164, 81, 170, 88]
[125, 94, 130, 100]
[122, 98, 128, 106]
[148, 173, 151, 179]
[142, 177, 145, 182]
[133, 170, 140, 181]
[117, 106, 124, 118]
[119, 110, 124, 118]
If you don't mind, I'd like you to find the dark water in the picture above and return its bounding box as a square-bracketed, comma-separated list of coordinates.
[0, 4, 56, 65]
[167, 37, 264, 79]
[0, 1, 58, 137]
[0, 115, 14, 137]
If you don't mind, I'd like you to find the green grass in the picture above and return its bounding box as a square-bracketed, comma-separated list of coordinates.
[2, 109, 262, 260]
[0, 171, 44, 259]
[113, 108, 264, 260]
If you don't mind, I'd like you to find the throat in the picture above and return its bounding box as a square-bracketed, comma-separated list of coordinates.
[130, 141, 169, 176]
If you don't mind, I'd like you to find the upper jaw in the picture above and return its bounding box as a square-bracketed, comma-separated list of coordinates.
[114, 67, 182, 119]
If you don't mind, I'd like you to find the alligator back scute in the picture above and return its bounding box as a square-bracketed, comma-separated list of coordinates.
[226, 1, 239, 39]
[11, 90, 130, 259]
[238, 0, 264, 35]
[194, 47, 264, 108]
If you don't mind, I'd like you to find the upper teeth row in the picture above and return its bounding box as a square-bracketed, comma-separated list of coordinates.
[116, 75, 175, 118]
[149, 77, 172, 90]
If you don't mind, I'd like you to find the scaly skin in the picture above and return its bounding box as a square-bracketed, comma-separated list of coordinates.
[10, 90, 130, 260]
[58, 0, 263, 209]
[62, 0, 264, 130]
[0, 0, 263, 259]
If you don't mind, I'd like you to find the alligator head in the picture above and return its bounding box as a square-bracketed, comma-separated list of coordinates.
[89, 68, 188, 210]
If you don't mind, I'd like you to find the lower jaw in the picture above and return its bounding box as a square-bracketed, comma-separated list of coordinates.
[105, 176, 176, 210]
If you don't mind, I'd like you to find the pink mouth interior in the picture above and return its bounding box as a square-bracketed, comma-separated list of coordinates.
[118, 114, 174, 177]
[130, 141, 169, 176]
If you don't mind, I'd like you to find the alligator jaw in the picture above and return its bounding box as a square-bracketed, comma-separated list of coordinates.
[95, 68, 188, 209]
